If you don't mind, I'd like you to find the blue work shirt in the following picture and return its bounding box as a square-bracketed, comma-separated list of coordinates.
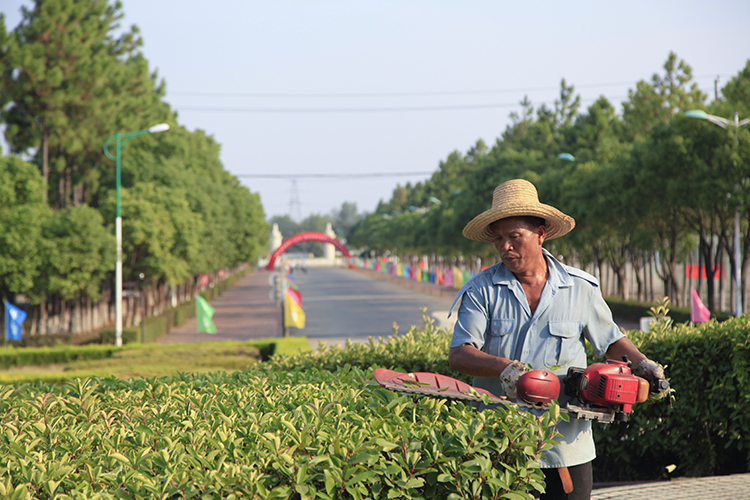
[449, 249, 624, 468]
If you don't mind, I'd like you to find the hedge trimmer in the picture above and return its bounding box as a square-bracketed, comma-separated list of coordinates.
[374, 357, 669, 424]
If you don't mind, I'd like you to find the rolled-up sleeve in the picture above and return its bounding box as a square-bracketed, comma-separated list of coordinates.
[583, 289, 624, 358]
[450, 287, 490, 350]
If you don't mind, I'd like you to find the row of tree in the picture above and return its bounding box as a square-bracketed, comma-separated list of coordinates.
[0, 1, 268, 325]
[349, 54, 750, 313]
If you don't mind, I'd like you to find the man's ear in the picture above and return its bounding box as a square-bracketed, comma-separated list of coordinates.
[537, 224, 547, 244]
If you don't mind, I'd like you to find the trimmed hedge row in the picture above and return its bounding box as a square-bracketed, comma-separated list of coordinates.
[274, 310, 750, 482]
[0, 337, 311, 373]
[593, 313, 750, 481]
[0, 359, 560, 499]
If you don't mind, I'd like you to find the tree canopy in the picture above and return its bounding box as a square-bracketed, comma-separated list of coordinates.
[0, 0, 268, 305]
[349, 55, 750, 312]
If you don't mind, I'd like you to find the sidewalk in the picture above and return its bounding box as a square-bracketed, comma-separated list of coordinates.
[159, 270, 282, 343]
[592, 473, 750, 499]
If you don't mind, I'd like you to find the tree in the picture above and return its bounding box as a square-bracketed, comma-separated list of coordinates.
[621, 51, 706, 140]
[0, 155, 49, 302]
[329, 201, 362, 242]
[41, 205, 114, 301]
[1, 0, 169, 208]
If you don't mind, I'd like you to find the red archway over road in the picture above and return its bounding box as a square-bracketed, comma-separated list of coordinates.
[265, 232, 351, 270]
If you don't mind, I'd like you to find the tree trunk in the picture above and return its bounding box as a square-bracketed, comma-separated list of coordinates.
[699, 232, 718, 313]
[42, 131, 49, 205]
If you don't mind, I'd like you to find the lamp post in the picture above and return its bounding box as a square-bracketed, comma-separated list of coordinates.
[103, 123, 170, 346]
[686, 110, 750, 317]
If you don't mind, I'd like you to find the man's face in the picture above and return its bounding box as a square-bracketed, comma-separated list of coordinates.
[490, 217, 546, 274]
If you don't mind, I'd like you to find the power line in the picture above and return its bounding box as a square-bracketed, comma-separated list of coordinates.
[176, 97, 629, 114]
[236, 171, 434, 179]
[168, 74, 727, 99]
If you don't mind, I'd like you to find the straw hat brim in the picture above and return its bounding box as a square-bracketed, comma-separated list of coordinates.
[462, 203, 575, 242]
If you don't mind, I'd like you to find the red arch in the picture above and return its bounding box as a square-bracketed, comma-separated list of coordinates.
[266, 232, 351, 270]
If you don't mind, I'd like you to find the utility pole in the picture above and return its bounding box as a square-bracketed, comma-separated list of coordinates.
[715, 75, 720, 101]
[289, 179, 302, 223]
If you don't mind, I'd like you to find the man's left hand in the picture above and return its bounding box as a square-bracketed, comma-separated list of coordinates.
[500, 360, 530, 399]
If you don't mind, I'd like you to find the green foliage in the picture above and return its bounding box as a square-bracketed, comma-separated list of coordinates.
[0, 363, 558, 499]
[1, 1, 269, 309]
[266, 311, 466, 382]
[41, 205, 114, 300]
[593, 314, 750, 481]
[0, 337, 309, 384]
[0, 344, 119, 370]
[0, 156, 50, 301]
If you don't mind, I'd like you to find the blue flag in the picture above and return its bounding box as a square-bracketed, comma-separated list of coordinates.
[5, 302, 27, 341]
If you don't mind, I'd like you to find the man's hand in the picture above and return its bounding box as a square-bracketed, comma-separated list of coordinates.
[633, 359, 669, 398]
[500, 360, 530, 399]
[633, 358, 665, 380]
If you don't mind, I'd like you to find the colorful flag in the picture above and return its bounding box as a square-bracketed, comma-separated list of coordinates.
[690, 288, 711, 323]
[284, 288, 306, 329]
[4, 302, 27, 341]
[286, 286, 302, 306]
[285, 276, 300, 291]
[196, 295, 217, 333]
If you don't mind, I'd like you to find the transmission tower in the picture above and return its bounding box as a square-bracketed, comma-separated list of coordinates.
[289, 179, 302, 223]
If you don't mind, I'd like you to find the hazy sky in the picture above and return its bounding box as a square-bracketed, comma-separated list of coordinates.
[3, 1, 750, 221]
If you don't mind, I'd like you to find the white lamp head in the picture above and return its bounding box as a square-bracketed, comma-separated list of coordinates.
[148, 123, 170, 134]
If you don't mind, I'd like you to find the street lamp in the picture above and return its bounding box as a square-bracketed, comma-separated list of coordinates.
[686, 110, 750, 317]
[103, 123, 170, 346]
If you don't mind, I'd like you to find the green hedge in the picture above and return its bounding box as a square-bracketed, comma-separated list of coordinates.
[592, 314, 750, 481]
[264, 311, 461, 379]
[0, 362, 560, 498]
[0, 337, 310, 373]
[274, 310, 750, 482]
[0, 344, 120, 369]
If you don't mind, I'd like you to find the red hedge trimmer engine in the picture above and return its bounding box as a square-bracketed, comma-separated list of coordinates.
[516, 357, 662, 422]
[563, 359, 649, 415]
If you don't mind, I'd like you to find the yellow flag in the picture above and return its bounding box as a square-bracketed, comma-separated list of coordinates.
[284, 290, 306, 329]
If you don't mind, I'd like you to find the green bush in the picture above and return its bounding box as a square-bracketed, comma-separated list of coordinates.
[592, 313, 750, 481]
[265, 311, 464, 381]
[0, 365, 560, 499]
[0, 344, 119, 369]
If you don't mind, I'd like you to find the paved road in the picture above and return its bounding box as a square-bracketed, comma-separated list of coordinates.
[288, 266, 455, 348]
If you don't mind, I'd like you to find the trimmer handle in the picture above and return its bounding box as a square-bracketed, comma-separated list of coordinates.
[651, 377, 670, 394]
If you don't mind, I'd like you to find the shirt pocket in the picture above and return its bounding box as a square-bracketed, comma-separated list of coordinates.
[486, 318, 515, 358]
[544, 321, 583, 368]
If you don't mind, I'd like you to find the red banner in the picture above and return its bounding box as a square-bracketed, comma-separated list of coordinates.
[684, 265, 722, 280]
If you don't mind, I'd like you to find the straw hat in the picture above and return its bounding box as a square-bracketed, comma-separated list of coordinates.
[462, 179, 575, 242]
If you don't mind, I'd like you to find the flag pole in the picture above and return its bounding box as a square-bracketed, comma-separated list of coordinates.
[3, 300, 7, 348]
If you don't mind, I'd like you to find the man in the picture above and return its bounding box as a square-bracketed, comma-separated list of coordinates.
[448, 179, 664, 500]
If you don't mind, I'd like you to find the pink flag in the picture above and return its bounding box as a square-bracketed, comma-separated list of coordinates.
[691, 288, 711, 323]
